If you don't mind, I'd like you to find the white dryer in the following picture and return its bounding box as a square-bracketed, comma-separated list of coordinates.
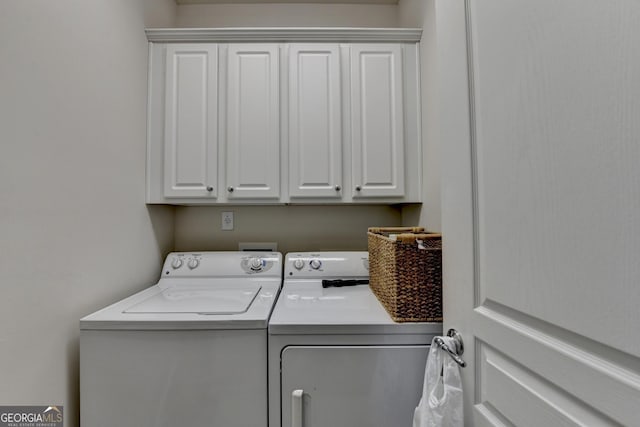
[80, 251, 282, 427]
[268, 252, 442, 427]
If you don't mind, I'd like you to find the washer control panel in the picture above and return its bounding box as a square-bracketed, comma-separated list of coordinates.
[241, 255, 277, 274]
[163, 252, 282, 277]
[285, 252, 369, 278]
[168, 253, 198, 272]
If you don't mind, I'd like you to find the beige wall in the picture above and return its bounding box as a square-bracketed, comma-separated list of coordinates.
[175, 205, 402, 253]
[145, 0, 177, 27]
[398, 0, 440, 231]
[176, 3, 398, 27]
[0, 1, 175, 426]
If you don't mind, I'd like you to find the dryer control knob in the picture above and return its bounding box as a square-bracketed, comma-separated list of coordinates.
[249, 257, 264, 271]
[309, 259, 322, 270]
[293, 259, 305, 270]
[187, 258, 199, 270]
[171, 257, 183, 269]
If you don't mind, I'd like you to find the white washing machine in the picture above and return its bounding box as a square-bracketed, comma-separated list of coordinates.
[80, 251, 282, 427]
[268, 252, 442, 427]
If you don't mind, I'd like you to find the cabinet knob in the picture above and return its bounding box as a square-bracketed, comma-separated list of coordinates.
[355, 185, 362, 192]
[206, 186, 214, 192]
[227, 186, 234, 193]
[335, 185, 341, 191]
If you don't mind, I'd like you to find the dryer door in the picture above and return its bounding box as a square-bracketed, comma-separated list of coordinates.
[281, 345, 429, 427]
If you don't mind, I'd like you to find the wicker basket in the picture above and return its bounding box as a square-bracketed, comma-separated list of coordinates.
[368, 227, 442, 323]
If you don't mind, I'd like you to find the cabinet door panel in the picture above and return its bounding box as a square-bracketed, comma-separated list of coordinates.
[164, 45, 218, 198]
[351, 44, 405, 198]
[289, 44, 342, 198]
[226, 44, 280, 199]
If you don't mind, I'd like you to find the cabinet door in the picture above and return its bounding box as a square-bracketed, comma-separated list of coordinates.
[164, 45, 218, 198]
[281, 345, 428, 427]
[350, 44, 405, 198]
[289, 44, 342, 198]
[226, 44, 280, 200]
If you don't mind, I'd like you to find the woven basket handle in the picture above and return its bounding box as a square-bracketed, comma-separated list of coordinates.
[397, 233, 441, 242]
[368, 227, 424, 233]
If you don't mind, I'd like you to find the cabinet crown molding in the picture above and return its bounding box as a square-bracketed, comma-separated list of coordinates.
[145, 27, 422, 43]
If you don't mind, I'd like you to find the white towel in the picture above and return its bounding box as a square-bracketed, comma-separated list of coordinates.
[413, 336, 464, 427]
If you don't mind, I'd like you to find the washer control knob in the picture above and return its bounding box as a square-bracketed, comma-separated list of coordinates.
[309, 259, 322, 270]
[171, 257, 183, 269]
[187, 258, 199, 270]
[249, 257, 264, 271]
[293, 259, 305, 270]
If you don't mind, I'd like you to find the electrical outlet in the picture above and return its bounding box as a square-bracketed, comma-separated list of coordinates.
[221, 211, 234, 231]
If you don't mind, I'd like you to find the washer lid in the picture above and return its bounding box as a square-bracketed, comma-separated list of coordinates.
[123, 284, 261, 314]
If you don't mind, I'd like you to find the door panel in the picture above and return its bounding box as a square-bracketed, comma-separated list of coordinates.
[289, 44, 342, 198]
[441, 0, 640, 425]
[476, 331, 620, 426]
[280, 345, 428, 427]
[350, 44, 405, 198]
[479, 344, 607, 426]
[164, 45, 218, 198]
[226, 44, 280, 199]
[472, 1, 640, 354]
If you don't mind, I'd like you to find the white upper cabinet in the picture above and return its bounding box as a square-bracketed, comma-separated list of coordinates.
[350, 44, 405, 199]
[288, 44, 342, 199]
[225, 44, 280, 200]
[163, 44, 218, 198]
[146, 28, 422, 205]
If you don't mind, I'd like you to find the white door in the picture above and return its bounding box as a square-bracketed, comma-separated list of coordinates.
[163, 44, 218, 198]
[441, 1, 640, 425]
[281, 346, 428, 427]
[288, 44, 342, 199]
[350, 44, 405, 199]
[226, 44, 280, 200]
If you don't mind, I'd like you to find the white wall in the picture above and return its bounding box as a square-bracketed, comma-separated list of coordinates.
[0, 1, 175, 426]
[173, 2, 403, 251]
[176, 3, 399, 27]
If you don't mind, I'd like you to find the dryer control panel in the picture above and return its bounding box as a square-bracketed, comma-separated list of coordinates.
[285, 252, 369, 278]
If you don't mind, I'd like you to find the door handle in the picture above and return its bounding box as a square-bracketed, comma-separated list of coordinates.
[291, 389, 303, 427]
[434, 328, 466, 367]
